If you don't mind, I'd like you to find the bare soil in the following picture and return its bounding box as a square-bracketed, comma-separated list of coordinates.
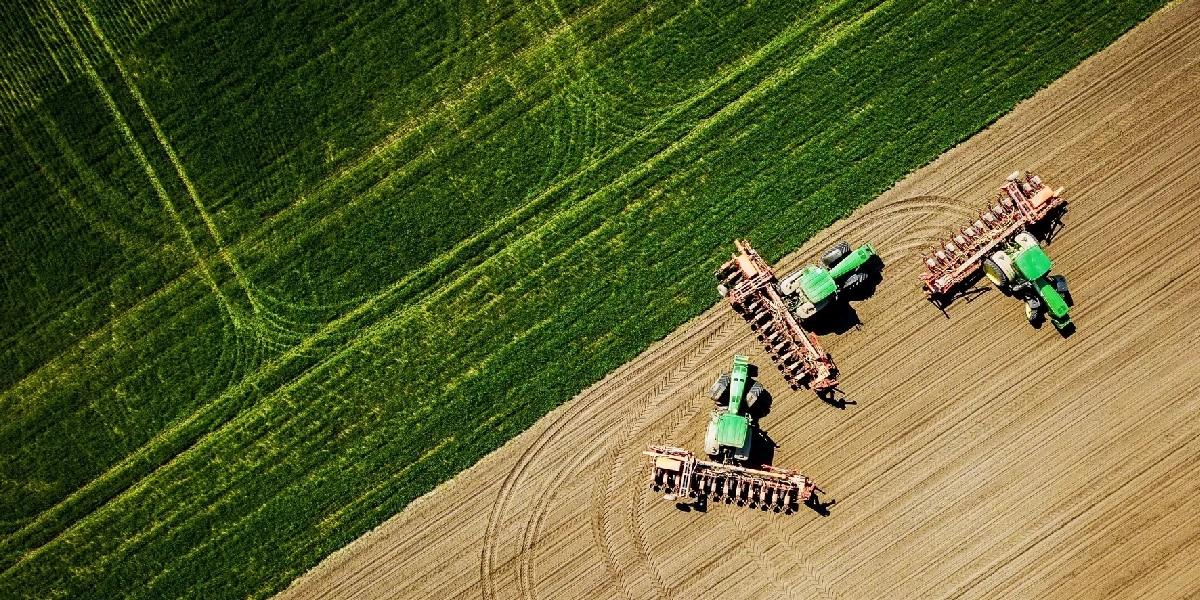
[279, 2, 1200, 598]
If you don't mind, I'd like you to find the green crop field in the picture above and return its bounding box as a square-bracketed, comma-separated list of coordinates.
[0, 0, 1165, 597]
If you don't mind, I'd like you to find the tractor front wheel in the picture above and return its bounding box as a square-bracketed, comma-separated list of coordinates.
[983, 256, 1011, 288]
[1051, 275, 1072, 305]
[842, 272, 869, 292]
[746, 381, 764, 409]
[821, 242, 852, 269]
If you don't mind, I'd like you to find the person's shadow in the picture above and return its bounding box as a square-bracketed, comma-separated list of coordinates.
[817, 386, 856, 410]
[805, 487, 837, 517]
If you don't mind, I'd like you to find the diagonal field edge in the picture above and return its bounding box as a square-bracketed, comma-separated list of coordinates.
[0, 0, 890, 575]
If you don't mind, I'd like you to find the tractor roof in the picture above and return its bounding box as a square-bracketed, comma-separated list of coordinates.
[1014, 246, 1053, 280]
[715, 414, 749, 448]
[798, 265, 837, 304]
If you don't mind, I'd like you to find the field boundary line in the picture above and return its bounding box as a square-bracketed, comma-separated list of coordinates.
[2, 0, 870, 399]
[40, 0, 237, 324]
[3, 0, 890, 564]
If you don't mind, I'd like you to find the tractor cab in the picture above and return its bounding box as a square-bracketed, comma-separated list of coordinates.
[705, 355, 760, 462]
[1013, 245, 1071, 329]
[797, 266, 838, 307]
[711, 414, 751, 460]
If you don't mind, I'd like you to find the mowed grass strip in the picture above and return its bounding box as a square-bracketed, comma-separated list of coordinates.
[0, 0, 1165, 598]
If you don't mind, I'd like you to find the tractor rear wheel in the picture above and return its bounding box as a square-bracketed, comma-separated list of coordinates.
[1051, 275, 1072, 305]
[842, 272, 869, 291]
[821, 242, 852, 268]
[746, 381, 764, 409]
[1025, 299, 1042, 323]
[983, 256, 1011, 287]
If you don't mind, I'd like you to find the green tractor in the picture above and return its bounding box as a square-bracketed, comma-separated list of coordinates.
[704, 355, 764, 463]
[982, 232, 1073, 330]
[775, 242, 877, 320]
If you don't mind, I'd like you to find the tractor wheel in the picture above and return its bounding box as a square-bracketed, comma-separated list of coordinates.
[983, 255, 1012, 288]
[1025, 299, 1042, 323]
[709, 373, 730, 402]
[1052, 275, 1072, 305]
[794, 302, 819, 321]
[717, 284, 729, 298]
[842, 272, 869, 292]
[745, 381, 764, 409]
[821, 242, 852, 269]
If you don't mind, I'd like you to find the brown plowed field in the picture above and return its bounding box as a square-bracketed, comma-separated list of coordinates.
[279, 2, 1200, 598]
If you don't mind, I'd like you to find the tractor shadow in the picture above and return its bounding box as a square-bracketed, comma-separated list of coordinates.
[930, 277, 991, 319]
[805, 256, 885, 336]
[1027, 312, 1077, 338]
[804, 303, 862, 336]
[746, 427, 779, 468]
[676, 495, 707, 513]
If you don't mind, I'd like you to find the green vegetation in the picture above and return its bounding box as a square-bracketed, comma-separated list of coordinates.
[0, 0, 1163, 597]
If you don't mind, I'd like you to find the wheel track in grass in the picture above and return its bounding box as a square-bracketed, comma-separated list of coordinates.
[0, 0, 638, 556]
[0, 0, 640, 391]
[73, 0, 317, 344]
[239, 0, 649, 251]
[14, 1, 1195, 595]
[2, 0, 896, 569]
[0, 0, 196, 120]
[40, 0, 240, 326]
[2, 0, 874, 410]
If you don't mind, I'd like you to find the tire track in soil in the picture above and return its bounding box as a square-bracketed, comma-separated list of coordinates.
[586, 319, 736, 600]
[483, 319, 731, 600]
[744, 194, 975, 600]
